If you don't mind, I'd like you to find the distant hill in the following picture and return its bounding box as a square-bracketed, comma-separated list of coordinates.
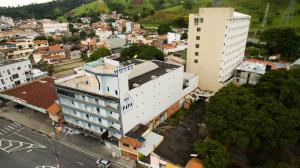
[140, 0, 300, 30]
[63, 0, 155, 18]
[0, 0, 95, 19]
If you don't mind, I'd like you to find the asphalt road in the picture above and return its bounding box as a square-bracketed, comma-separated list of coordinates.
[0, 118, 121, 168]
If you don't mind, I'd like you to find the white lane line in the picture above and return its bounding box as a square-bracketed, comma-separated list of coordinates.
[7, 125, 15, 129]
[1, 130, 7, 133]
[14, 122, 21, 126]
[76, 161, 84, 166]
[10, 124, 19, 128]
[0, 132, 3, 135]
[4, 127, 11, 131]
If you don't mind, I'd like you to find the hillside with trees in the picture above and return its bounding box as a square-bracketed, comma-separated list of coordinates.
[0, 0, 94, 19]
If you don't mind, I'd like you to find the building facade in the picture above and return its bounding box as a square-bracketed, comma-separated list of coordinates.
[55, 58, 198, 139]
[186, 8, 251, 92]
[0, 59, 33, 91]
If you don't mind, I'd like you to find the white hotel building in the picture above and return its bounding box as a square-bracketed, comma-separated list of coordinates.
[0, 59, 33, 91]
[186, 8, 251, 92]
[55, 58, 198, 139]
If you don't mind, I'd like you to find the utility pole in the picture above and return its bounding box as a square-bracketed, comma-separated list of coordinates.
[261, 1, 270, 28]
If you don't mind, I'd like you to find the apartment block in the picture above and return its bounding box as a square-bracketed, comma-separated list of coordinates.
[0, 59, 33, 91]
[55, 58, 198, 139]
[186, 8, 251, 92]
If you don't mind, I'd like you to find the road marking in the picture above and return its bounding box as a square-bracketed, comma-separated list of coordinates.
[26, 149, 32, 152]
[35, 166, 57, 168]
[0, 139, 46, 153]
[10, 124, 19, 128]
[76, 161, 84, 166]
[4, 127, 11, 131]
[7, 125, 15, 129]
[0, 132, 3, 135]
[14, 122, 21, 126]
[1, 130, 7, 133]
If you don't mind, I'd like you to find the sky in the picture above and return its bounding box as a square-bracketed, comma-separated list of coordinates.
[0, 0, 52, 7]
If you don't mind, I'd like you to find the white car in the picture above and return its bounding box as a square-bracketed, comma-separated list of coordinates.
[96, 158, 111, 168]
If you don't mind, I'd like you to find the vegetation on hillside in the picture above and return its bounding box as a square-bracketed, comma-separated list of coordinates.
[140, 0, 300, 30]
[0, 0, 94, 19]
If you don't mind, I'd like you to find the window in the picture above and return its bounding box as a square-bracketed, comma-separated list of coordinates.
[194, 18, 199, 25]
[82, 95, 85, 100]
[7, 70, 10, 75]
[200, 18, 204, 23]
[98, 118, 102, 123]
[97, 107, 100, 112]
[123, 143, 130, 147]
[196, 36, 200, 40]
[110, 111, 112, 115]
[194, 60, 198, 63]
[95, 99, 98, 103]
[1, 79, 4, 85]
[86, 114, 89, 119]
[197, 28, 201, 32]
[17, 67, 21, 70]
[57, 89, 75, 98]
[195, 44, 199, 48]
[107, 87, 110, 92]
[115, 90, 118, 95]
[12, 74, 19, 79]
[195, 52, 199, 56]
[14, 81, 21, 85]
[88, 124, 91, 128]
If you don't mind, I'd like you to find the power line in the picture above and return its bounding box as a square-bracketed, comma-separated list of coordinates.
[261, 2, 270, 28]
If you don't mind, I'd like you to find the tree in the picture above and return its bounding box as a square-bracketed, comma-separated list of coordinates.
[181, 32, 188, 40]
[121, 45, 164, 61]
[88, 48, 111, 62]
[205, 68, 300, 150]
[205, 84, 261, 149]
[79, 31, 87, 40]
[69, 23, 78, 34]
[157, 23, 172, 35]
[194, 140, 228, 168]
[260, 27, 300, 61]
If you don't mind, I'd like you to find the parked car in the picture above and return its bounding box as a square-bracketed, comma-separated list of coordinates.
[96, 158, 111, 168]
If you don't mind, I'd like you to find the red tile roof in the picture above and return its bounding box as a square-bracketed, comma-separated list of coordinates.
[34, 40, 48, 45]
[49, 45, 63, 51]
[3, 77, 57, 110]
[47, 102, 61, 115]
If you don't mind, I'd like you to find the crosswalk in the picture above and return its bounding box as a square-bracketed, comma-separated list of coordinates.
[0, 139, 46, 153]
[0, 122, 21, 136]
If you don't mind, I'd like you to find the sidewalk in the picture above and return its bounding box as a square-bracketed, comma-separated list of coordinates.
[0, 101, 136, 168]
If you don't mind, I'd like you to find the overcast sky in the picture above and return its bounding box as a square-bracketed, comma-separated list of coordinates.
[0, 0, 52, 7]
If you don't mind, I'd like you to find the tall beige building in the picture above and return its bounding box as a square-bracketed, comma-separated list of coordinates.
[186, 8, 251, 92]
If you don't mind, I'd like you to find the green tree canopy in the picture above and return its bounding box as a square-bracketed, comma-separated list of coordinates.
[157, 23, 172, 35]
[205, 68, 300, 151]
[87, 48, 111, 62]
[121, 44, 164, 61]
[194, 140, 228, 168]
[260, 27, 300, 61]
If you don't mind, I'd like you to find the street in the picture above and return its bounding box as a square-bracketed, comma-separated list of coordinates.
[0, 118, 122, 168]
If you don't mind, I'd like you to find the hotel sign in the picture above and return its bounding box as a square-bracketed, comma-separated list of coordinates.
[121, 93, 134, 113]
[114, 64, 134, 76]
